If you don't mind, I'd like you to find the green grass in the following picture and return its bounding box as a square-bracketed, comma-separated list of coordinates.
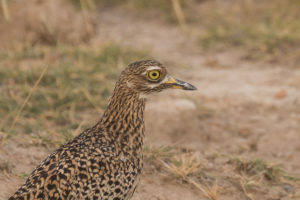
[196, 0, 300, 66]
[69, 0, 186, 23]
[0, 43, 148, 143]
[128, 0, 184, 22]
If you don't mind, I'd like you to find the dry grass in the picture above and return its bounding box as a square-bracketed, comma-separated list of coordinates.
[188, 179, 219, 200]
[144, 147, 299, 199]
[161, 152, 203, 177]
[238, 175, 261, 200]
[0, 159, 13, 174]
[227, 156, 300, 199]
[229, 157, 300, 183]
[144, 146, 203, 177]
[196, 0, 300, 66]
[145, 146, 221, 199]
[144, 145, 174, 163]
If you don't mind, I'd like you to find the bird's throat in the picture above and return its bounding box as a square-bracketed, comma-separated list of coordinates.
[99, 85, 146, 139]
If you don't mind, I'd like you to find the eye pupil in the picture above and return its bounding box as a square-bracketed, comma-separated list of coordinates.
[148, 70, 160, 80]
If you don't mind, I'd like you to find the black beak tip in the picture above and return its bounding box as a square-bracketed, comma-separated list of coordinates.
[183, 83, 197, 90]
[175, 79, 197, 91]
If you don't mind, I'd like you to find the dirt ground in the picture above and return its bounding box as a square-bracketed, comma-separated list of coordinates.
[1, 3, 300, 200]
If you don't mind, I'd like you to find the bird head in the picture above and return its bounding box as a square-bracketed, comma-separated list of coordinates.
[119, 60, 197, 96]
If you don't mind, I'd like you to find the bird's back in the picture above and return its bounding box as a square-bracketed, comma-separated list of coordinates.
[9, 126, 143, 200]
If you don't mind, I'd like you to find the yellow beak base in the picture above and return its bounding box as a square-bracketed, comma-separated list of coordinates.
[165, 77, 197, 90]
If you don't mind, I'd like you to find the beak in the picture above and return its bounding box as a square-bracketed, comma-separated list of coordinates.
[164, 76, 197, 90]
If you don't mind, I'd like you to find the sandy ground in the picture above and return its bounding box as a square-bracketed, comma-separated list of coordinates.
[1, 8, 300, 200]
[96, 8, 300, 170]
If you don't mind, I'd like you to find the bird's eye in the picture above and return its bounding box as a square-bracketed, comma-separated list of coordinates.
[148, 70, 161, 80]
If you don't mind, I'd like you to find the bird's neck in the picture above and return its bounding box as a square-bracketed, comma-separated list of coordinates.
[99, 84, 146, 140]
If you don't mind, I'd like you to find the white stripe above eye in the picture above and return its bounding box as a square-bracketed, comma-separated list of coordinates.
[142, 66, 162, 75]
[147, 66, 162, 71]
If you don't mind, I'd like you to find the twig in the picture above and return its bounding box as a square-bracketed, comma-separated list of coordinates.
[73, 120, 86, 137]
[1, 0, 10, 21]
[187, 178, 219, 200]
[81, 89, 103, 114]
[80, 0, 95, 38]
[8, 65, 50, 133]
[171, 0, 186, 31]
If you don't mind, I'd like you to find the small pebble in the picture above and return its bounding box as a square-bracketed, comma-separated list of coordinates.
[283, 184, 294, 193]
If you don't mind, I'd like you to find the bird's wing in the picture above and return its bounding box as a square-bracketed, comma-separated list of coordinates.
[8, 144, 79, 199]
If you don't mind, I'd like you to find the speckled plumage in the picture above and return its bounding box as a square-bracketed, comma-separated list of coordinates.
[9, 60, 196, 200]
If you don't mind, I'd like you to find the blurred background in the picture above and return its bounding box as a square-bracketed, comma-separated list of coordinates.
[0, 0, 300, 199]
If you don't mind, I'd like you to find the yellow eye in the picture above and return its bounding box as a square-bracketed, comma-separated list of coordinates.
[148, 70, 161, 80]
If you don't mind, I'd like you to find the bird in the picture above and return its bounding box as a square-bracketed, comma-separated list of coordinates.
[9, 59, 196, 200]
